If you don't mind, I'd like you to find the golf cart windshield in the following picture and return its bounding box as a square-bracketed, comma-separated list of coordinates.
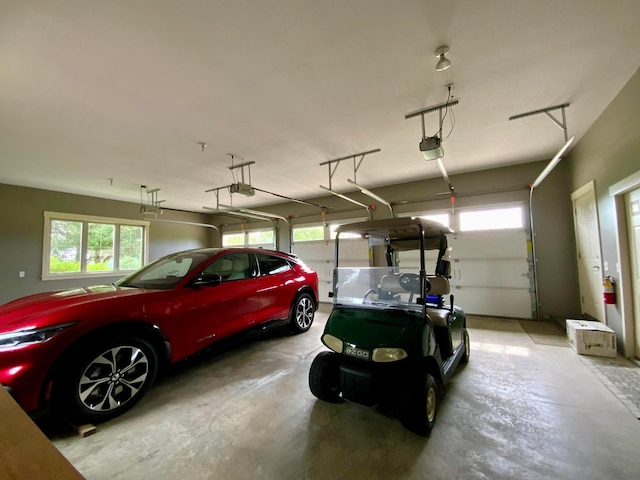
[332, 218, 454, 311]
[334, 266, 428, 312]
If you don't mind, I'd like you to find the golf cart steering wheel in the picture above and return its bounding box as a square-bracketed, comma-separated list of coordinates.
[398, 273, 421, 294]
[398, 274, 432, 295]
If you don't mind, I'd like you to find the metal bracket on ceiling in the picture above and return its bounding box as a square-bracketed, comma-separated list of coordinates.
[140, 186, 165, 216]
[319, 149, 381, 190]
[228, 157, 255, 185]
[205, 185, 233, 210]
[318, 149, 381, 220]
[405, 99, 459, 140]
[508, 103, 571, 142]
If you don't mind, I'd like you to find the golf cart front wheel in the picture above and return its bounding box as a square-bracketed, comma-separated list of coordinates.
[399, 373, 438, 436]
[309, 351, 342, 403]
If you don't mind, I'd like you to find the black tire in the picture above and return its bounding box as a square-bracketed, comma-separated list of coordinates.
[309, 351, 342, 403]
[461, 328, 470, 364]
[399, 373, 438, 436]
[289, 292, 315, 333]
[53, 336, 158, 424]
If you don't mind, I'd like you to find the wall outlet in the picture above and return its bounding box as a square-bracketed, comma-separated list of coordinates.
[19, 271, 25, 278]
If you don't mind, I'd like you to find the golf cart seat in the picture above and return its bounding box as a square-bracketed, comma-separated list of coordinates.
[426, 276, 451, 327]
[426, 275, 450, 295]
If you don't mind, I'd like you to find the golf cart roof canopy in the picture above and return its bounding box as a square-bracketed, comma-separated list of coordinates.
[335, 218, 454, 251]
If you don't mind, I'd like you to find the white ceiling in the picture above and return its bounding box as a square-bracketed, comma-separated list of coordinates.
[1, 0, 639, 213]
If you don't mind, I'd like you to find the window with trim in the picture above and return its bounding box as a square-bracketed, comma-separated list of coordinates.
[459, 206, 524, 231]
[43, 212, 149, 280]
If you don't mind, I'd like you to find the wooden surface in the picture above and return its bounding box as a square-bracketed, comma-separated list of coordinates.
[0, 387, 84, 479]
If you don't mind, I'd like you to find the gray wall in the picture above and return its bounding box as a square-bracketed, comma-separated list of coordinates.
[212, 159, 581, 320]
[0, 184, 216, 305]
[567, 67, 640, 347]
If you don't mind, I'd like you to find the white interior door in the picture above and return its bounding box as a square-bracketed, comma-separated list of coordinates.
[626, 188, 640, 358]
[571, 181, 605, 321]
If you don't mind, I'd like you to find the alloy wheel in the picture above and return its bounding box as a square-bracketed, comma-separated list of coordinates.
[295, 296, 314, 329]
[78, 345, 150, 412]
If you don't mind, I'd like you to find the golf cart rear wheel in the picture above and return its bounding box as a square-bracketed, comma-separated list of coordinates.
[309, 351, 342, 403]
[399, 373, 438, 436]
[461, 328, 470, 364]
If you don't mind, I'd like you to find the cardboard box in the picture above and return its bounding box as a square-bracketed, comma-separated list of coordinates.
[566, 319, 617, 358]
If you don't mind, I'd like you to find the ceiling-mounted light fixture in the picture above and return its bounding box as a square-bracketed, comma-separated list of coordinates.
[435, 46, 451, 72]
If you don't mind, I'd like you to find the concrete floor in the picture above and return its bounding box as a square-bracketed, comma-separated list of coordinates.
[47, 304, 640, 480]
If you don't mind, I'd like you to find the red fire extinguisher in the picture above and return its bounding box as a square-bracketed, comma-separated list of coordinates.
[603, 275, 616, 305]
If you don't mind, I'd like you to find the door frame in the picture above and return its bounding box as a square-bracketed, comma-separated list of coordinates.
[609, 170, 640, 358]
[571, 180, 605, 322]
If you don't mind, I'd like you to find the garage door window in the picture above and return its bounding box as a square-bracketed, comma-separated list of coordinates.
[459, 206, 524, 231]
[222, 229, 275, 248]
[293, 225, 324, 242]
[222, 232, 245, 246]
[248, 230, 274, 246]
[43, 212, 148, 280]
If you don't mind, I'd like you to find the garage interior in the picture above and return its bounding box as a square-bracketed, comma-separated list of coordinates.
[1, 1, 640, 479]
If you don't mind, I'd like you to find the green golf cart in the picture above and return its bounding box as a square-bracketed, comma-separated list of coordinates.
[308, 217, 470, 435]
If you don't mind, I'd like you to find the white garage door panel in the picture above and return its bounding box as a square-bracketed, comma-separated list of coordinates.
[451, 287, 532, 318]
[293, 239, 368, 303]
[451, 259, 529, 289]
[398, 250, 438, 270]
[450, 230, 532, 318]
[450, 230, 528, 258]
[397, 228, 533, 319]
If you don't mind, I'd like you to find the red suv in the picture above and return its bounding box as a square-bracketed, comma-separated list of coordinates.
[0, 248, 318, 423]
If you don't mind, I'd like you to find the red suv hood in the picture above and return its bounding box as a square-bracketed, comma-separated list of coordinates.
[0, 285, 153, 331]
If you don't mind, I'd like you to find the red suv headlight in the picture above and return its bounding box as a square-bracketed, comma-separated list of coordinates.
[0, 322, 77, 351]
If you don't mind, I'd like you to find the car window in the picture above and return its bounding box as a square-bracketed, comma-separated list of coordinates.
[257, 253, 292, 276]
[140, 258, 193, 281]
[202, 253, 253, 281]
[117, 252, 210, 289]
